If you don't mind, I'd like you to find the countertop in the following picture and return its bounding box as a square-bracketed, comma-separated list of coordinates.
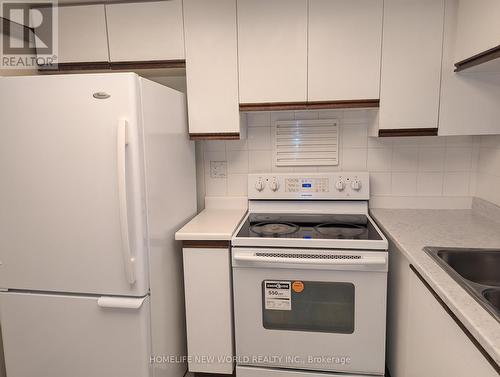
[371, 203, 500, 366]
[175, 197, 247, 241]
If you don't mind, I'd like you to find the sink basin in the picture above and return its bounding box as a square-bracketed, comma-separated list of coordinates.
[436, 249, 500, 286]
[483, 289, 500, 312]
[425, 247, 500, 323]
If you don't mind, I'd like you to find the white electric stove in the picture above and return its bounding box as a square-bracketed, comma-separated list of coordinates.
[232, 172, 389, 377]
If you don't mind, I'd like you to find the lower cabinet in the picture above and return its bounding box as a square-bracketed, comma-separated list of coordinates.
[182, 246, 234, 374]
[387, 244, 498, 377]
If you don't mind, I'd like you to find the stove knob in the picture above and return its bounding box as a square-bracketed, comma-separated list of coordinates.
[255, 179, 265, 192]
[270, 178, 280, 192]
[351, 179, 362, 191]
[335, 179, 345, 191]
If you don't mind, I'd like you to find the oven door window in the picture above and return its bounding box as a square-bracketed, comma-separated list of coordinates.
[262, 280, 355, 334]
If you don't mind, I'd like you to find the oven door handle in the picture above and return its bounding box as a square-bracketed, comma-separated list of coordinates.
[233, 254, 386, 266]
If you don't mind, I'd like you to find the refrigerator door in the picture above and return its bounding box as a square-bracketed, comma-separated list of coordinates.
[0, 291, 151, 377]
[0, 73, 148, 295]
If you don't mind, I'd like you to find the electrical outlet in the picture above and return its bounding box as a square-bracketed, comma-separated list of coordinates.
[210, 161, 227, 178]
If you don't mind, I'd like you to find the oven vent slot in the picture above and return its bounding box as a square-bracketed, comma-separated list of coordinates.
[255, 252, 361, 260]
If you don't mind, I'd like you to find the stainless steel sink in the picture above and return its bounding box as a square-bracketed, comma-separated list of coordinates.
[424, 247, 500, 322]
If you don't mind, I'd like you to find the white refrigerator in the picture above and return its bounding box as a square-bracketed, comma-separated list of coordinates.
[0, 73, 197, 377]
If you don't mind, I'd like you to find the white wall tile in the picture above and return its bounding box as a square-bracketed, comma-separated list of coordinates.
[204, 140, 226, 152]
[342, 148, 367, 170]
[418, 147, 445, 172]
[368, 136, 393, 148]
[227, 150, 249, 174]
[343, 109, 374, 124]
[318, 109, 344, 120]
[445, 147, 473, 172]
[249, 150, 272, 173]
[270, 111, 295, 123]
[227, 174, 248, 196]
[417, 172, 444, 196]
[370, 172, 392, 196]
[342, 125, 368, 148]
[246, 112, 271, 127]
[445, 135, 473, 147]
[392, 147, 419, 172]
[198, 110, 482, 205]
[392, 173, 417, 196]
[367, 148, 393, 172]
[416, 136, 447, 147]
[248, 126, 271, 150]
[226, 138, 248, 151]
[443, 172, 470, 196]
[295, 111, 318, 120]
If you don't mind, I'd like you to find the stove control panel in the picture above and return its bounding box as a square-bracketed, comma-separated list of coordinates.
[248, 172, 370, 200]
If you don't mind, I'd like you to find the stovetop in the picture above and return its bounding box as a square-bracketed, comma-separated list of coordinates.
[235, 213, 383, 241]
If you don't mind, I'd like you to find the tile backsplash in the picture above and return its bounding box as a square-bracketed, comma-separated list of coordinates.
[476, 135, 500, 207]
[196, 109, 481, 209]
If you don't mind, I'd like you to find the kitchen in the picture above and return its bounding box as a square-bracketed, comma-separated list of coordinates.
[0, 0, 499, 377]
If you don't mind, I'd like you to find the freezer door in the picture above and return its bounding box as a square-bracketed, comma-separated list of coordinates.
[0, 291, 151, 377]
[0, 74, 148, 295]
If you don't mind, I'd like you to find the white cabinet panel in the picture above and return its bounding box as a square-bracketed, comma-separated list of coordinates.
[57, 5, 109, 63]
[308, 0, 383, 101]
[106, 1, 185, 62]
[379, 0, 445, 130]
[406, 270, 498, 377]
[237, 0, 308, 103]
[183, 0, 242, 136]
[183, 247, 234, 374]
[0, 292, 150, 377]
[439, 0, 500, 136]
[454, 0, 500, 63]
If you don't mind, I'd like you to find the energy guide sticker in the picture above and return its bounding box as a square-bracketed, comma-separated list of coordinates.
[264, 281, 291, 310]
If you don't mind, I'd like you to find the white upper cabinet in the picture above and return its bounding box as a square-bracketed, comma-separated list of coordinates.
[106, 1, 185, 62]
[237, 0, 308, 104]
[57, 5, 109, 64]
[438, 0, 500, 136]
[308, 0, 383, 102]
[377, 0, 445, 131]
[184, 0, 243, 137]
[454, 0, 500, 63]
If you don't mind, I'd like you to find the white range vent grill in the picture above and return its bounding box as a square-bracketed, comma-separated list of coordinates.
[274, 119, 339, 167]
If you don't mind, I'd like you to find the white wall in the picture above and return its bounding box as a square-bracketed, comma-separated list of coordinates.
[196, 109, 480, 209]
[476, 136, 500, 207]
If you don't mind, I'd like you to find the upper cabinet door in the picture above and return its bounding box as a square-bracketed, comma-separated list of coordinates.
[378, 0, 445, 131]
[58, 5, 109, 63]
[308, 0, 383, 102]
[184, 0, 242, 137]
[454, 0, 500, 63]
[106, 1, 185, 62]
[237, 0, 308, 104]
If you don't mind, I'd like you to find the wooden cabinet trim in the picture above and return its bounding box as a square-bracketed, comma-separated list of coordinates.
[38, 60, 185, 72]
[378, 128, 438, 138]
[182, 240, 231, 249]
[239, 99, 379, 112]
[454, 44, 500, 72]
[410, 265, 500, 374]
[189, 133, 240, 141]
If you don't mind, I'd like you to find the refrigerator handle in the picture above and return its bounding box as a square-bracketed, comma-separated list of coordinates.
[117, 119, 136, 285]
[97, 296, 146, 309]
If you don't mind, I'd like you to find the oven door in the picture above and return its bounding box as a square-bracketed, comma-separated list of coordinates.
[232, 248, 388, 376]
